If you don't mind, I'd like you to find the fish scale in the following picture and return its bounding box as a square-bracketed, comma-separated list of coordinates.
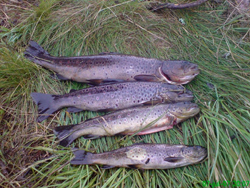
[54, 102, 200, 147]
[70, 144, 207, 169]
[24, 41, 200, 85]
[31, 82, 194, 122]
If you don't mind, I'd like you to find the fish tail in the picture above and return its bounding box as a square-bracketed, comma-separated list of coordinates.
[54, 125, 78, 147]
[24, 41, 50, 61]
[71, 150, 94, 165]
[54, 124, 101, 147]
[31, 92, 59, 122]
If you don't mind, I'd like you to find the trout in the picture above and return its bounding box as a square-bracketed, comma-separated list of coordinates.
[24, 41, 200, 85]
[54, 102, 200, 147]
[71, 144, 207, 169]
[31, 82, 193, 122]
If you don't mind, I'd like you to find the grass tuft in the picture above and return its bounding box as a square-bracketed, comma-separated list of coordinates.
[0, 0, 249, 187]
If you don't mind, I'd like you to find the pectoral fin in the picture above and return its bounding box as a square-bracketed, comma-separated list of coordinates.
[164, 157, 184, 163]
[67, 107, 83, 113]
[134, 75, 158, 82]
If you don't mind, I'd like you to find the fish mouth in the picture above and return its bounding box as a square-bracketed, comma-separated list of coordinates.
[187, 104, 200, 115]
[189, 152, 207, 164]
[199, 152, 208, 162]
[186, 64, 200, 74]
[181, 65, 200, 83]
[176, 90, 194, 101]
[182, 146, 207, 163]
[176, 95, 194, 102]
[174, 70, 200, 85]
[195, 146, 208, 162]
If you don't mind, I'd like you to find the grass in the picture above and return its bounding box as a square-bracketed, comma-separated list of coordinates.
[0, 0, 250, 187]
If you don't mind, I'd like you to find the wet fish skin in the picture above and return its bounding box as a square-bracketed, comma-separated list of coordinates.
[24, 41, 200, 85]
[54, 102, 200, 147]
[70, 144, 207, 169]
[31, 82, 193, 122]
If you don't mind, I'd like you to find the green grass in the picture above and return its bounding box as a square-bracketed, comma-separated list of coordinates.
[0, 0, 250, 187]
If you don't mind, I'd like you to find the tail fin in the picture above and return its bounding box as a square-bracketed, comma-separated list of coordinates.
[54, 125, 101, 147]
[71, 150, 94, 165]
[31, 92, 59, 122]
[54, 125, 78, 147]
[24, 41, 50, 60]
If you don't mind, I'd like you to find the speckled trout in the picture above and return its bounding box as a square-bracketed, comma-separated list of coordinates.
[24, 41, 200, 85]
[31, 82, 193, 122]
[71, 144, 207, 169]
[54, 102, 200, 147]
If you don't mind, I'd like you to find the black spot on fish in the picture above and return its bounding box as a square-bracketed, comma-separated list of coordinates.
[61, 83, 125, 98]
[145, 158, 150, 164]
[57, 57, 115, 67]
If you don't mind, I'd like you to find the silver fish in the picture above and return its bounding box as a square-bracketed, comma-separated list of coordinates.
[24, 41, 200, 85]
[71, 144, 207, 169]
[54, 102, 200, 147]
[31, 82, 193, 122]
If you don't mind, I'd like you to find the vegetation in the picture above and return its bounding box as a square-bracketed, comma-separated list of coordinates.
[0, 0, 249, 187]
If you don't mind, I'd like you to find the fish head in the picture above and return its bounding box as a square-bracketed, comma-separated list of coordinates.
[181, 145, 207, 164]
[169, 102, 200, 120]
[163, 145, 207, 168]
[160, 61, 200, 85]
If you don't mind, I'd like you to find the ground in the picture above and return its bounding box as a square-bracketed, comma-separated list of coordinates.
[0, 0, 249, 187]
